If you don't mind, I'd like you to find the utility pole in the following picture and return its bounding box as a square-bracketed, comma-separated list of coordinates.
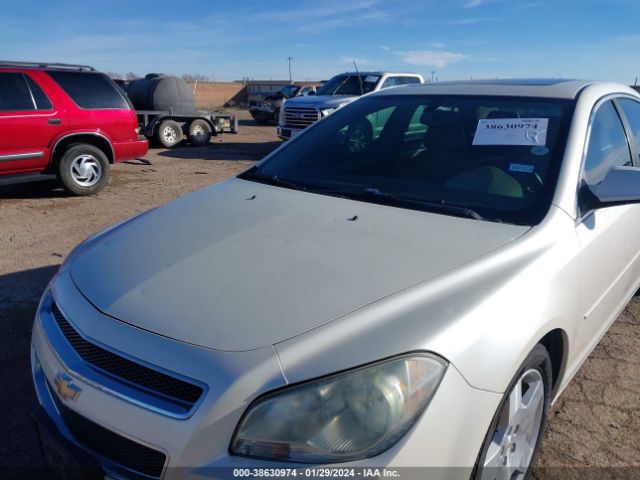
[287, 57, 294, 84]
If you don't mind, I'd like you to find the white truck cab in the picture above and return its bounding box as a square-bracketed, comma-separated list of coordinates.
[277, 71, 423, 140]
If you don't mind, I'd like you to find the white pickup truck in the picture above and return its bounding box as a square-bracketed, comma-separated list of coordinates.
[277, 71, 423, 140]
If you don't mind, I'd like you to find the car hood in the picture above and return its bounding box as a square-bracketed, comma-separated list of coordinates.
[284, 95, 357, 108]
[70, 179, 528, 351]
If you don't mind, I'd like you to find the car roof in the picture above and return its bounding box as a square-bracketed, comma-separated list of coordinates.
[337, 71, 423, 77]
[0, 61, 96, 72]
[370, 78, 598, 99]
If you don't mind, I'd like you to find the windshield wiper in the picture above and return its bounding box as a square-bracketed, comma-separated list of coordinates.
[239, 169, 308, 192]
[350, 187, 487, 221]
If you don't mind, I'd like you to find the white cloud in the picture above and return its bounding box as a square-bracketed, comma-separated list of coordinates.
[611, 34, 640, 43]
[446, 17, 495, 25]
[464, 0, 496, 7]
[430, 42, 446, 48]
[398, 50, 467, 68]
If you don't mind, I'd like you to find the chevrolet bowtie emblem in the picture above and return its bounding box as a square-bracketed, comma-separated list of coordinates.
[54, 372, 81, 401]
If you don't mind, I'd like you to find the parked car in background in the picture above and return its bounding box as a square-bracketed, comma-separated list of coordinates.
[0, 61, 148, 195]
[31, 79, 640, 479]
[249, 83, 316, 125]
[277, 71, 423, 139]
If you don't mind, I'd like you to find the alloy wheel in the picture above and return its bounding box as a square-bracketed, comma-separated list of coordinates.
[481, 369, 545, 480]
[70, 154, 102, 187]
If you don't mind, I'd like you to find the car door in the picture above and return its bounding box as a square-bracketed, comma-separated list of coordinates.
[0, 71, 60, 174]
[573, 97, 640, 358]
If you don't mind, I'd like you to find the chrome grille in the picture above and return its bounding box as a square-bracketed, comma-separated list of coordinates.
[51, 302, 203, 407]
[283, 106, 319, 128]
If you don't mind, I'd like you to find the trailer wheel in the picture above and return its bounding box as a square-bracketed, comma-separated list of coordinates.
[188, 119, 212, 147]
[157, 120, 183, 148]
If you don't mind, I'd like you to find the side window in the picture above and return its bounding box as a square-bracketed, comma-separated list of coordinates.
[47, 71, 129, 109]
[0, 72, 35, 111]
[405, 105, 428, 138]
[617, 98, 640, 164]
[380, 77, 400, 89]
[24, 75, 53, 110]
[398, 76, 421, 85]
[582, 100, 632, 186]
[365, 106, 396, 140]
[299, 86, 314, 96]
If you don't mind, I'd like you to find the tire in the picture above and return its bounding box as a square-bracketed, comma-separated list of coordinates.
[156, 120, 183, 148]
[472, 344, 552, 480]
[187, 119, 212, 147]
[271, 109, 280, 125]
[56, 144, 110, 196]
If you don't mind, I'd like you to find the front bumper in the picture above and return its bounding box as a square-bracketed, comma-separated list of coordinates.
[276, 126, 303, 140]
[31, 269, 502, 479]
[249, 108, 275, 123]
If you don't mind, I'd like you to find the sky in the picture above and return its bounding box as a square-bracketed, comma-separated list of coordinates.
[1, 0, 640, 83]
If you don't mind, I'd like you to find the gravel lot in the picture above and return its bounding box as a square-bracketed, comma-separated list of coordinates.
[0, 109, 638, 477]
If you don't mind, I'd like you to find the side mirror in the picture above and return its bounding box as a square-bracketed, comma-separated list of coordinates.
[587, 165, 640, 209]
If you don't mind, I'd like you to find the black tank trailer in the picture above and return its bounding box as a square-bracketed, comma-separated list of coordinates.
[126, 74, 238, 148]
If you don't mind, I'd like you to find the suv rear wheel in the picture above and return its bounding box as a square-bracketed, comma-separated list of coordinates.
[57, 144, 110, 196]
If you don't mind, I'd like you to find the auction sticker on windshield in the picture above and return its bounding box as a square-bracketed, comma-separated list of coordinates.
[473, 118, 549, 146]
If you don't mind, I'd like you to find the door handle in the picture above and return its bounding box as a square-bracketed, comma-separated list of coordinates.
[48, 118, 62, 125]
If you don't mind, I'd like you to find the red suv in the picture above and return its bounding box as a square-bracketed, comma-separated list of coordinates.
[0, 62, 148, 195]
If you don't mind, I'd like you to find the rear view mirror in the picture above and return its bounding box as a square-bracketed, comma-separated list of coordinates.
[590, 165, 640, 208]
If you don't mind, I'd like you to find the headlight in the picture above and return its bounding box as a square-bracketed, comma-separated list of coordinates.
[320, 107, 335, 117]
[230, 354, 447, 463]
[262, 103, 274, 112]
[278, 105, 286, 125]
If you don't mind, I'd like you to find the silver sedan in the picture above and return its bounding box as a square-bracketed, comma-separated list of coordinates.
[31, 79, 640, 479]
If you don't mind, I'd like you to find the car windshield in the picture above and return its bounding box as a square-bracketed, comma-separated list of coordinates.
[279, 85, 300, 98]
[316, 74, 380, 96]
[240, 95, 574, 226]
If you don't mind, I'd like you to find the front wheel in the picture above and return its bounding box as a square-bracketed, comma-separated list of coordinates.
[57, 144, 110, 195]
[472, 344, 552, 480]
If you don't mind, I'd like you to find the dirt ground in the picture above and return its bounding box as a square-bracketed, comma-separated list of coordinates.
[0, 109, 638, 477]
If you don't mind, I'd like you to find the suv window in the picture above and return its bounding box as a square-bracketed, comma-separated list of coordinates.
[280, 85, 299, 98]
[617, 98, 640, 163]
[381, 77, 400, 89]
[47, 71, 129, 109]
[381, 76, 421, 89]
[398, 76, 421, 85]
[582, 100, 632, 186]
[299, 86, 314, 96]
[24, 75, 53, 110]
[0, 72, 35, 111]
